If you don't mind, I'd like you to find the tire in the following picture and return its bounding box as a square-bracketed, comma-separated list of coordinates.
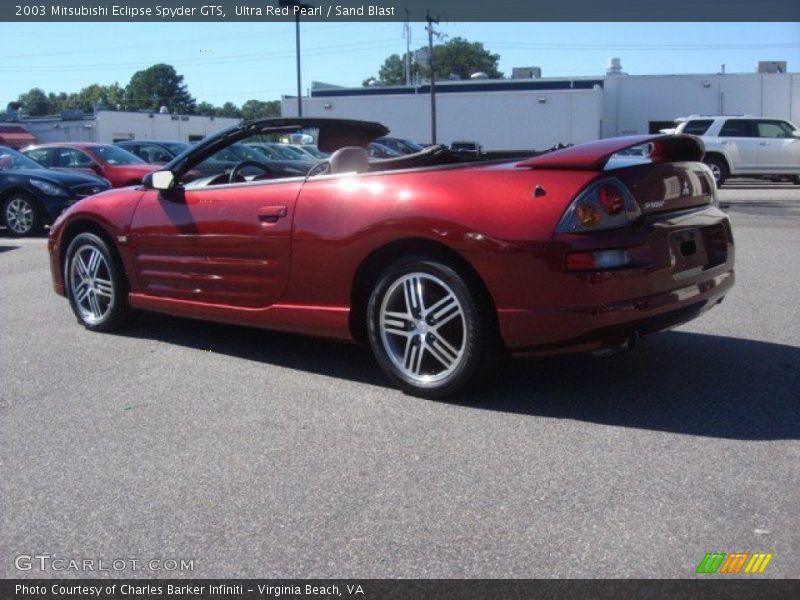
[366, 257, 497, 399]
[64, 232, 133, 332]
[704, 156, 728, 187]
[3, 193, 42, 237]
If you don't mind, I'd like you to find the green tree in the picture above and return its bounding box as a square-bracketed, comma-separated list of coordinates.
[217, 102, 241, 118]
[366, 37, 502, 86]
[62, 83, 126, 112]
[125, 63, 196, 114]
[196, 101, 218, 116]
[241, 99, 280, 120]
[18, 88, 52, 116]
[376, 54, 410, 86]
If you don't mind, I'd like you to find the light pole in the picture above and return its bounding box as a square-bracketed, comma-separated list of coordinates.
[426, 11, 439, 144]
[279, 1, 313, 117]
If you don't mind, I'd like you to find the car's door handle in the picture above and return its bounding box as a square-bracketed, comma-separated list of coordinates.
[758, 141, 770, 146]
[258, 205, 288, 223]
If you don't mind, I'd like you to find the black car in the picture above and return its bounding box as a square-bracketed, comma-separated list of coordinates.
[115, 139, 190, 165]
[0, 145, 110, 237]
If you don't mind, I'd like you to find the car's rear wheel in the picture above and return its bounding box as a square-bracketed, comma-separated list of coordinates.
[704, 157, 728, 187]
[3, 194, 42, 237]
[65, 232, 133, 332]
[367, 257, 496, 398]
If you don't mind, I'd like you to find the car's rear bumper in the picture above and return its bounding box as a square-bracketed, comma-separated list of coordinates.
[495, 205, 735, 355]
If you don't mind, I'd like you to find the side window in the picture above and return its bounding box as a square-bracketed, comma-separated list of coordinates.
[719, 120, 755, 138]
[57, 147, 94, 168]
[25, 147, 53, 166]
[119, 143, 140, 158]
[139, 144, 173, 163]
[682, 120, 713, 135]
[756, 121, 793, 138]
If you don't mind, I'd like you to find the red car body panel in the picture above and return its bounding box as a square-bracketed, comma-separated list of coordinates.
[26, 142, 159, 188]
[48, 134, 735, 355]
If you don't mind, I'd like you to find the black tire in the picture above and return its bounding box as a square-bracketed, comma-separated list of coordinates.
[64, 232, 134, 332]
[366, 257, 498, 399]
[2, 193, 42, 237]
[704, 156, 728, 187]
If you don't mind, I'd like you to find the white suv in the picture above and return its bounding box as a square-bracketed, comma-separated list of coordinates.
[674, 115, 800, 186]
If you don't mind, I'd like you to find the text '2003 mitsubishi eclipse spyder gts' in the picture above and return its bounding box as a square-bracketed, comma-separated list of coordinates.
[47, 118, 735, 398]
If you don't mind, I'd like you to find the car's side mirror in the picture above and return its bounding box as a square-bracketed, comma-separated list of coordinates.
[148, 170, 175, 190]
[90, 163, 103, 174]
[792, 131, 800, 139]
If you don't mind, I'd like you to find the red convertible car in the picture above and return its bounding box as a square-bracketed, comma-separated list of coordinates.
[47, 118, 734, 398]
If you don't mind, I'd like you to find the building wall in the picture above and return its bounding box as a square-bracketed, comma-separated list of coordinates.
[20, 111, 239, 145]
[94, 111, 238, 143]
[603, 73, 800, 137]
[284, 72, 799, 150]
[283, 88, 604, 150]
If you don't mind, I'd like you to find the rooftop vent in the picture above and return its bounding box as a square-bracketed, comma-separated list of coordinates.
[757, 61, 786, 73]
[606, 57, 626, 76]
[512, 67, 541, 79]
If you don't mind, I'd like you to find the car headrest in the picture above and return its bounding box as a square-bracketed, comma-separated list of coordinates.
[328, 146, 369, 174]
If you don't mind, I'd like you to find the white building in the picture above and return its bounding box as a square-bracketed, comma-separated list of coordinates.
[16, 110, 239, 145]
[282, 60, 800, 151]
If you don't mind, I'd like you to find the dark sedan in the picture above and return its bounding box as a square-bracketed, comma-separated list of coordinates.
[0, 146, 110, 237]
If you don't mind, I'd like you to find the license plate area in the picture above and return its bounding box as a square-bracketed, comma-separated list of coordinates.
[670, 229, 708, 276]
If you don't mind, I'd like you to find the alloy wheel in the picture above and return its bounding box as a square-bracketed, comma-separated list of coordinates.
[68, 244, 115, 325]
[378, 272, 466, 383]
[5, 197, 34, 235]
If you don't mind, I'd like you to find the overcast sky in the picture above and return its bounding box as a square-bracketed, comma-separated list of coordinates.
[2, 21, 798, 106]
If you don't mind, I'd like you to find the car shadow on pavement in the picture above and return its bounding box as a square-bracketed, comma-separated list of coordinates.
[124, 314, 799, 441]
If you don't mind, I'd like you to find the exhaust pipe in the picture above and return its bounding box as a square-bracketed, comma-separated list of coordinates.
[592, 332, 640, 357]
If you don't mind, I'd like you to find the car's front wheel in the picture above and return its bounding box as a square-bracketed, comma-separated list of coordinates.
[3, 194, 42, 237]
[65, 232, 133, 332]
[367, 257, 497, 398]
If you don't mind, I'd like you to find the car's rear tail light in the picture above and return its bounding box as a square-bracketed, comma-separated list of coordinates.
[598, 184, 624, 215]
[565, 249, 632, 271]
[556, 178, 641, 233]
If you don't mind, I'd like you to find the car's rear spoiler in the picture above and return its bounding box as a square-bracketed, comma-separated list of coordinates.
[516, 134, 704, 170]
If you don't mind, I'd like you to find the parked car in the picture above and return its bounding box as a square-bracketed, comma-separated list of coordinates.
[0, 145, 109, 236]
[115, 140, 191, 164]
[23, 143, 159, 188]
[449, 141, 483, 157]
[674, 115, 800, 185]
[375, 136, 425, 155]
[299, 145, 330, 159]
[368, 142, 403, 159]
[245, 143, 318, 172]
[47, 118, 734, 398]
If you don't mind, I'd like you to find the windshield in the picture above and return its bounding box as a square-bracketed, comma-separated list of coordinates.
[279, 145, 309, 160]
[90, 145, 147, 165]
[301, 145, 329, 159]
[247, 144, 281, 160]
[264, 143, 302, 160]
[214, 143, 265, 162]
[162, 142, 191, 155]
[0, 146, 46, 170]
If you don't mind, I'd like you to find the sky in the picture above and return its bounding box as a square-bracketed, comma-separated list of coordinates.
[1, 21, 799, 107]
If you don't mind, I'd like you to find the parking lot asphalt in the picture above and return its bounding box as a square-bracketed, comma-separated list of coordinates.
[0, 189, 798, 579]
